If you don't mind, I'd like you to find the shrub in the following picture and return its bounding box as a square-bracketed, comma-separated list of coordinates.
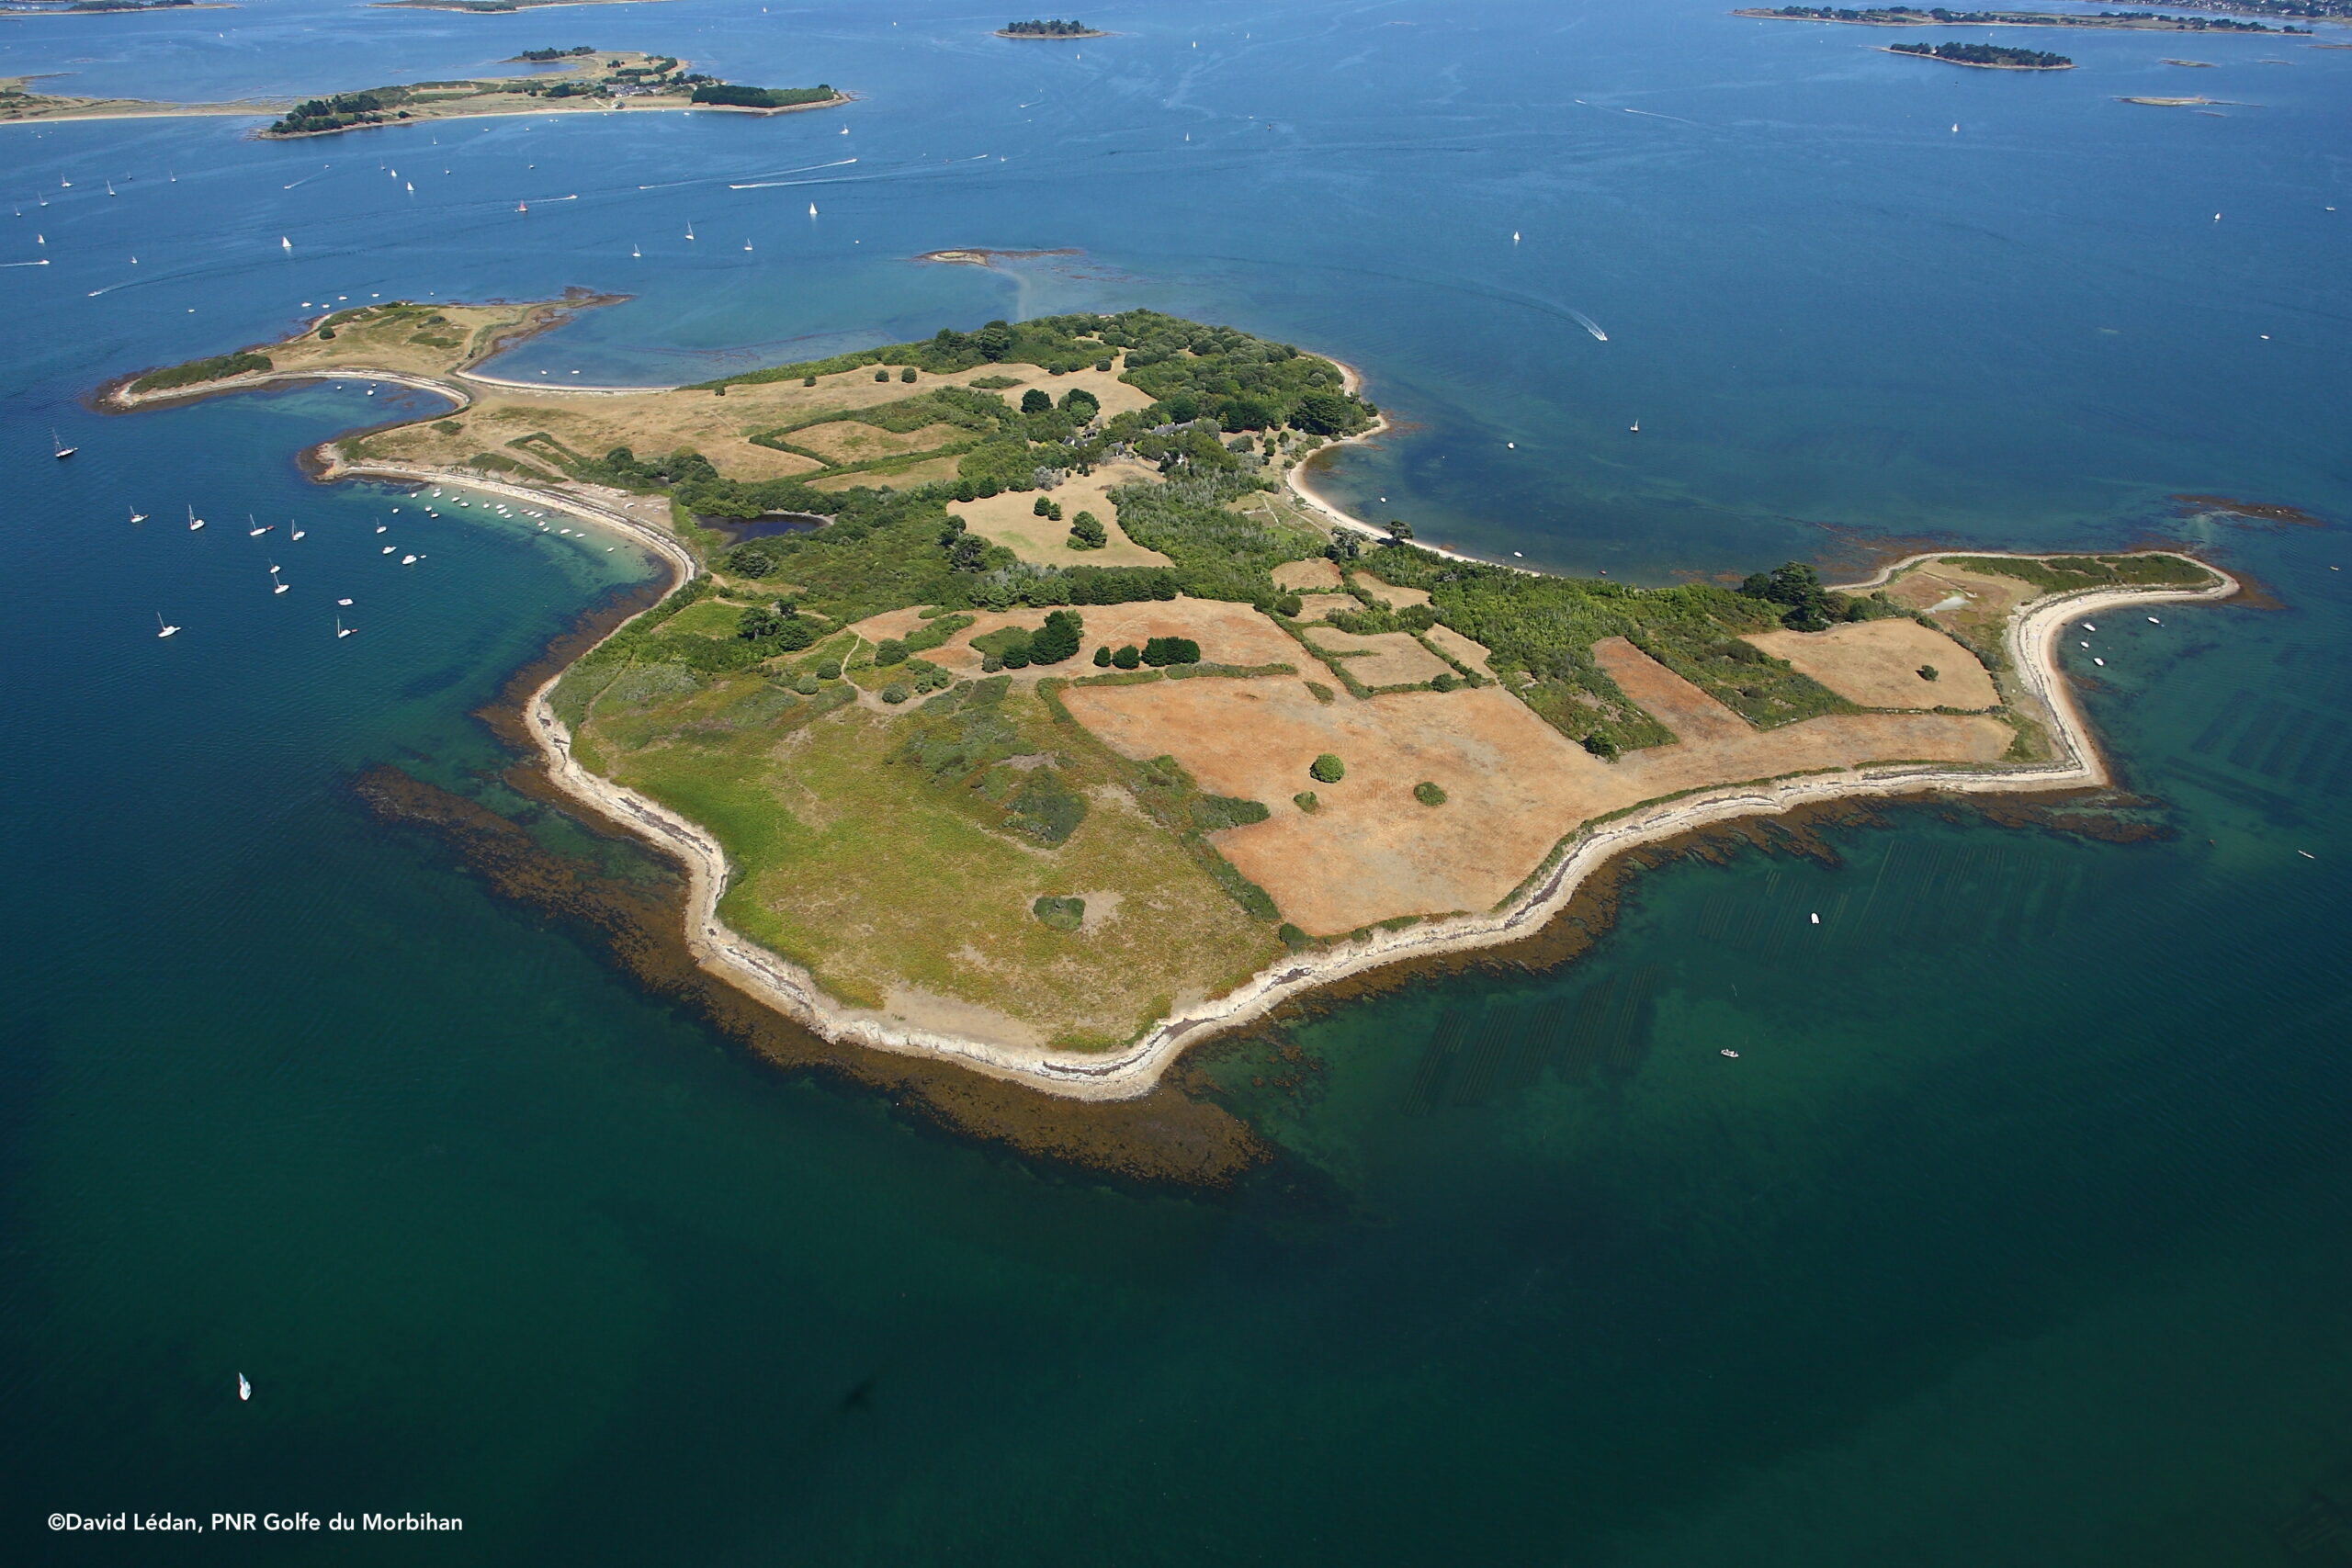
[1276, 593, 1303, 618]
[1140, 636, 1201, 667]
[1582, 734, 1618, 761]
[1069, 512, 1107, 549]
[874, 368, 890, 382]
[1310, 753, 1346, 784]
[1413, 781, 1448, 807]
[1092, 645, 1112, 666]
[980, 654, 1004, 672]
[1278, 922, 1311, 950]
[793, 673, 821, 695]
[880, 682, 910, 704]
[1430, 672, 1457, 693]
[1918, 664, 1939, 682]
[1027, 608, 1084, 665]
[1032, 895, 1086, 931]
[1294, 792, 1319, 813]
[815, 660, 842, 680]
[900, 367, 918, 383]
[1000, 645, 1032, 669]
[1112, 645, 1141, 670]
[1021, 389, 1053, 414]
[1192, 794, 1272, 831]
[875, 637, 908, 666]
[1094, 357, 1114, 373]
[802, 375, 817, 387]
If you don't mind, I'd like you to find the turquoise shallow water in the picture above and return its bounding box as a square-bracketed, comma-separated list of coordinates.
[5, 2, 2351, 1562]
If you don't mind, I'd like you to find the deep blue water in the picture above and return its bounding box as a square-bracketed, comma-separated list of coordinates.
[4, 2, 2350, 1562]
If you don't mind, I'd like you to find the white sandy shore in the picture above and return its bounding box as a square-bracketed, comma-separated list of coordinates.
[125, 357, 2241, 1102]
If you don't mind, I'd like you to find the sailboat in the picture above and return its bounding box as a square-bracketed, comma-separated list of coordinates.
[51, 428, 76, 459]
[130, 506, 147, 524]
[743, 238, 753, 252]
[335, 616, 354, 638]
[247, 515, 273, 537]
[155, 613, 179, 638]
[807, 201, 818, 217]
[280, 236, 291, 253]
[684, 220, 695, 241]
[289, 520, 305, 540]
[337, 597, 352, 606]
[631, 243, 641, 258]
[1629, 419, 1640, 434]
[268, 560, 288, 593]
[106, 180, 116, 197]
[187, 505, 205, 531]
[237, 1374, 251, 1402]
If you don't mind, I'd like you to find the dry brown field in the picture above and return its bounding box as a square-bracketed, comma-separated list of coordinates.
[1272, 558, 1344, 592]
[948, 460, 1171, 568]
[1353, 571, 1432, 609]
[1882, 559, 2039, 643]
[1425, 623, 1498, 678]
[1064, 628, 2014, 935]
[1290, 592, 1361, 625]
[845, 596, 1303, 685]
[1304, 626, 1452, 687]
[1744, 619, 1996, 709]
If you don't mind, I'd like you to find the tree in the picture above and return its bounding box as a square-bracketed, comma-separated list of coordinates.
[1290, 389, 1361, 435]
[899, 366, 918, 383]
[1033, 494, 1057, 517]
[1028, 608, 1084, 664]
[1059, 388, 1100, 417]
[1068, 512, 1107, 549]
[1310, 753, 1346, 784]
[1021, 389, 1053, 414]
[1739, 561, 1835, 631]
[976, 321, 1016, 361]
[1414, 781, 1447, 806]
[1385, 518, 1415, 542]
[1112, 644, 1141, 670]
[1092, 645, 1113, 666]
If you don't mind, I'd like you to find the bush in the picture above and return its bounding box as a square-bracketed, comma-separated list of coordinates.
[880, 682, 910, 704]
[1278, 922, 1312, 950]
[1310, 753, 1346, 784]
[1112, 645, 1141, 670]
[1293, 791, 1319, 814]
[1027, 608, 1084, 665]
[875, 637, 908, 666]
[802, 376, 817, 388]
[1032, 895, 1086, 931]
[900, 367, 918, 383]
[1918, 664, 1939, 682]
[815, 660, 842, 680]
[1069, 512, 1107, 549]
[874, 368, 890, 382]
[793, 673, 821, 695]
[1021, 389, 1053, 414]
[1413, 781, 1447, 807]
[1093, 645, 1112, 666]
[1582, 733, 1618, 761]
[1140, 636, 1201, 667]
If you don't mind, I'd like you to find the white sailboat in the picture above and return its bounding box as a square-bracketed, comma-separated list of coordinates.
[631, 243, 641, 258]
[684, 220, 695, 241]
[268, 560, 288, 593]
[337, 597, 352, 606]
[744, 238, 753, 252]
[237, 1374, 250, 1401]
[335, 617, 354, 638]
[187, 505, 205, 531]
[248, 515, 273, 537]
[289, 520, 305, 540]
[807, 201, 818, 217]
[106, 180, 116, 197]
[155, 613, 179, 638]
[51, 427, 76, 459]
[130, 506, 148, 524]
[280, 236, 291, 253]
[1629, 420, 1640, 434]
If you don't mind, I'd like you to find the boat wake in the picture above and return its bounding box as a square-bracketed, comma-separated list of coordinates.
[1567, 308, 1609, 343]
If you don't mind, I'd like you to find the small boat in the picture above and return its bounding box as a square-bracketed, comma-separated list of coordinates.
[129, 507, 147, 524]
[335, 617, 353, 638]
[744, 239, 753, 252]
[2300, 850, 2317, 860]
[106, 180, 116, 197]
[1629, 420, 1640, 434]
[2084, 623, 2097, 632]
[375, 525, 387, 534]
[2079, 640, 2089, 649]
[337, 597, 352, 606]
[631, 244, 641, 258]
[401, 554, 417, 565]
[237, 1374, 250, 1402]
[1720, 1049, 1739, 1058]
[51, 428, 76, 459]
[268, 560, 288, 593]
[516, 200, 529, 213]
[1809, 912, 1820, 925]
[187, 505, 205, 531]
[290, 522, 305, 540]
[808, 202, 818, 217]
[2093, 657, 2106, 667]
[248, 516, 272, 537]
[1506, 441, 1515, 449]
[2148, 615, 2162, 625]
[381, 546, 395, 554]
[155, 613, 179, 638]
[684, 221, 695, 241]
[280, 236, 291, 253]
[1512, 230, 1521, 243]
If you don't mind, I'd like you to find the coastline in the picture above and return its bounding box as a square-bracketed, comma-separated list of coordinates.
[109, 348, 2241, 1105]
[1877, 45, 2074, 68]
[4, 88, 847, 137]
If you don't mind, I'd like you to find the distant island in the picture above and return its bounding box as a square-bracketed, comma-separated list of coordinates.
[370, 0, 677, 12]
[1887, 39, 2074, 66]
[0, 50, 845, 133]
[997, 17, 1107, 39]
[102, 299, 2234, 1100]
[1, 0, 235, 13]
[1736, 6, 2311, 31]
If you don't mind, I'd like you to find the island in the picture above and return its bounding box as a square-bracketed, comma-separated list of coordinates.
[2, 0, 236, 14]
[997, 18, 1108, 39]
[1886, 39, 2075, 66]
[1736, 6, 2310, 32]
[370, 0, 676, 12]
[0, 51, 846, 133]
[103, 299, 2235, 1100]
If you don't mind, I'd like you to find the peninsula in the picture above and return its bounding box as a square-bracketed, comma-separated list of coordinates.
[1886, 39, 2074, 65]
[1736, 6, 2311, 32]
[0, 50, 843, 133]
[105, 299, 2235, 1100]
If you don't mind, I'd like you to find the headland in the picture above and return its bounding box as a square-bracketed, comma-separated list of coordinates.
[102, 298, 2237, 1102]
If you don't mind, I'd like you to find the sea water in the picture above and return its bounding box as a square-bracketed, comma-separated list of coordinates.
[3, 2, 2348, 1562]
